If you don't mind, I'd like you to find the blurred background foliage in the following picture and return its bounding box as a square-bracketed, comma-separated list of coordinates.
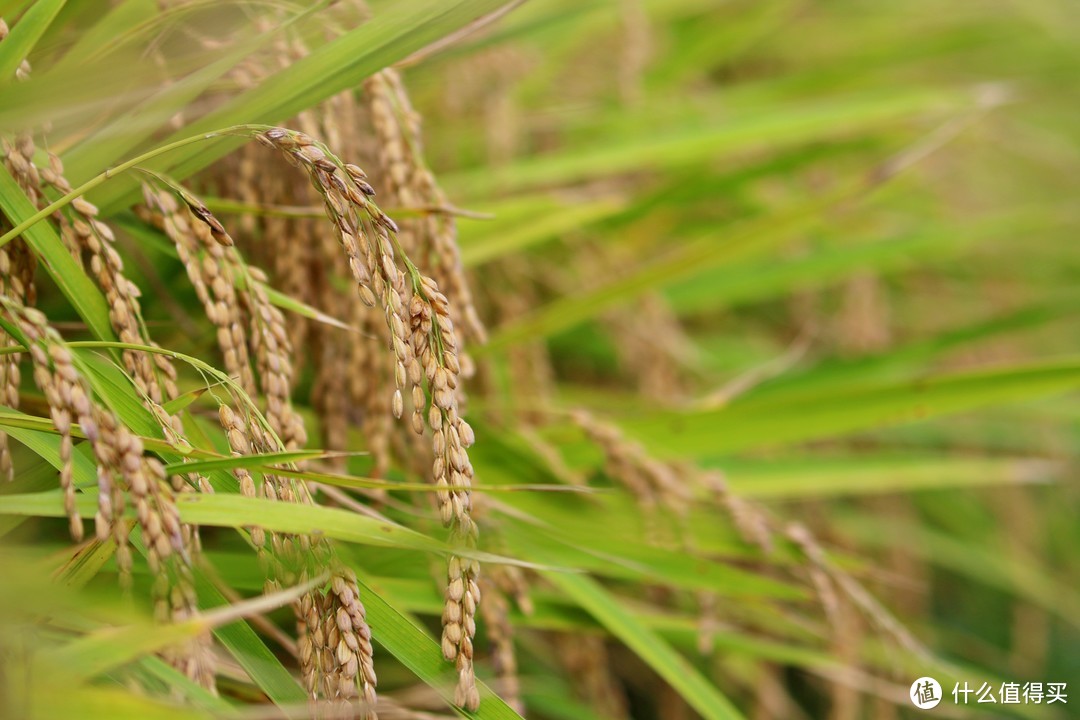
[0, 0, 1077, 719]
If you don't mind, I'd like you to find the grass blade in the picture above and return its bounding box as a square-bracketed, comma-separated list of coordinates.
[618, 358, 1080, 457]
[0, 0, 64, 86]
[85, 0, 521, 212]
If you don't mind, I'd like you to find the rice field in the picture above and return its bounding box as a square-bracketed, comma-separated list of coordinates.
[0, 2, 1077, 719]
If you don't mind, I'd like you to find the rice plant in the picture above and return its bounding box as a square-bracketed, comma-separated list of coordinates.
[0, 2, 1077, 719]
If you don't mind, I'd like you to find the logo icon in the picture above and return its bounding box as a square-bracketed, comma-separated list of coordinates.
[910, 677, 943, 709]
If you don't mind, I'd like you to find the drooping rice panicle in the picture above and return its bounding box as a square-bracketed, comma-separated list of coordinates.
[141, 186, 258, 396]
[257, 126, 482, 711]
[554, 633, 630, 720]
[141, 175, 388, 713]
[364, 69, 486, 360]
[477, 562, 531, 715]
[40, 156, 181, 411]
[0, 297, 214, 687]
[572, 409, 692, 515]
[0, 139, 37, 482]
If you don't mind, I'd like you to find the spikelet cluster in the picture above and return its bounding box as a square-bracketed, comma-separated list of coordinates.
[1, 125, 183, 474]
[231, 132, 377, 470]
[226, 19, 375, 470]
[217, 404, 268, 554]
[246, 264, 308, 450]
[404, 278, 479, 528]
[5, 14, 484, 703]
[350, 309, 395, 477]
[441, 553, 482, 710]
[142, 176, 387, 713]
[12, 305, 112, 545]
[265, 135, 404, 454]
[5, 141, 194, 513]
[0, 30, 208, 675]
[223, 44, 484, 499]
[0, 120, 183, 421]
[141, 187, 255, 392]
[1, 8, 916, 716]
[296, 570, 379, 717]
